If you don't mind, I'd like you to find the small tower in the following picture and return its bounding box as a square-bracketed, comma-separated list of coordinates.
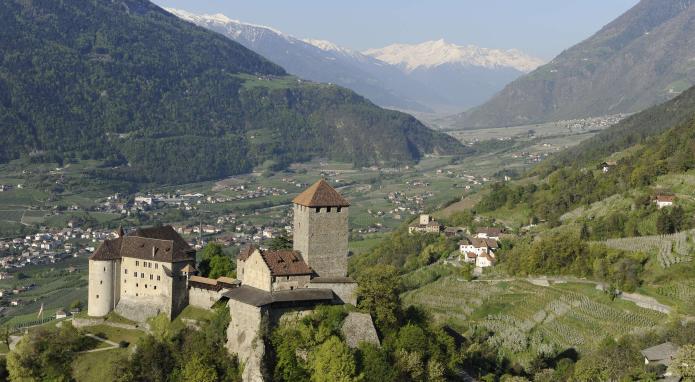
[87, 228, 124, 317]
[292, 180, 350, 278]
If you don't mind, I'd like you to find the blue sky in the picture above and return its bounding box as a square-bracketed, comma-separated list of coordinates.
[152, 0, 639, 60]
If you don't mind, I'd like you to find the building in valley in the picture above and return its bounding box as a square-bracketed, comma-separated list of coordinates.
[408, 214, 443, 234]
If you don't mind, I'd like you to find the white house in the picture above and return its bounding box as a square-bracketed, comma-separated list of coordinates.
[459, 237, 498, 256]
[655, 195, 675, 209]
[475, 252, 496, 268]
[459, 237, 498, 268]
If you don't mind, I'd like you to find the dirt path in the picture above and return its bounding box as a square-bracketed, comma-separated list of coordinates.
[79, 333, 119, 353]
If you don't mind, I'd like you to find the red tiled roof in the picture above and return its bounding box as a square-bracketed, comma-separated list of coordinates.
[260, 250, 313, 276]
[238, 245, 257, 261]
[292, 179, 349, 207]
[476, 227, 503, 236]
[89, 237, 122, 261]
[656, 195, 675, 202]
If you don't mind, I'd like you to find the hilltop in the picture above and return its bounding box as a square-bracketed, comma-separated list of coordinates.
[456, 0, 695, 128]
[0, 0, 465, 184]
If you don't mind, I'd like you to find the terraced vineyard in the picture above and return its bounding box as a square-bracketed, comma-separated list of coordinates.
[653, 279, 695, 312]
[604, 229, 695, 268]
[402, 277, 665, 363]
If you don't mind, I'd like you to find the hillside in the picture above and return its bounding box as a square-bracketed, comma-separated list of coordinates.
[537, 84, 695, 175]
[456, 0, 695, 128]
[0, 0, 465, 184]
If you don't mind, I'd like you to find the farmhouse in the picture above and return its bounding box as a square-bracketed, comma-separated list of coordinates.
[459, 237, 498, 268]
[474, 227, 503, 241]
[408, 214, 443, 234]
[641, 342, 679, 377]
[655, 195, 675, 209]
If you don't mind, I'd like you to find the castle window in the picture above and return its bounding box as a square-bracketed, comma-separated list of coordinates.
[157, 276, 160, 281]
[315, 207, 320, 213]
[96, 294, 99, 299]
[136, 283, 138, 287]
[327, 207, 331, 212]
[155, 264, 158, 269]
[154, 286, 157, 290]
[124, 269, 128, 274]
[150, 274, 153, 280]
[136, 261, 139, 266]
[141, 273, 144, 278]
[145, 284, 147, 288]
[100, 280, 102, 285]
[133, 272, 137, 277]
[103, 267, 106, 272]
[337, 207, 342, 212]
[136, 293, 138, 297]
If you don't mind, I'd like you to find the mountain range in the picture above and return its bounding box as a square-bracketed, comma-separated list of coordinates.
[167, 9, 544, 114]
[456, 0, 695, 128]
[0, 0, 465, 184]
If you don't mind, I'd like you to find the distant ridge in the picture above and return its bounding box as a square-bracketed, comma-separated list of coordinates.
[167, 8, 543, 114]
[456, 0, 695, 129]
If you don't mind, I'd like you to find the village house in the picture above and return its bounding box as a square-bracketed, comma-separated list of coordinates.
[655, 195, 675, 209]
[459, 236, 498, 268]
[640, 342, 679, 377]
[474, 227, 503, 241]
[599, 160, 617, 173]
[408, 214, 443, 234]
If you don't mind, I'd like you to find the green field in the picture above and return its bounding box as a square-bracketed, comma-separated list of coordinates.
[402, 277, 666, 366]
[72, 348, 129, 382]
[0, 257, 89, 327]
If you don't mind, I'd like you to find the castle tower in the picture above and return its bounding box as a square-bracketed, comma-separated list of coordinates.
[87, 228, 123, 317]
[292, 179, 350, 278]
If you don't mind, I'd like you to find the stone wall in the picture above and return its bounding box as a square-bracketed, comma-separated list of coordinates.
[307, 281, 357, 305]
[272, 274, 310, 291]
[169, 262, 191, 318]
[241, 251, 272, 291]
[226, 299, 269, 382]
[293, 204, 348, 278]
[115, 295, 167, 322]
[341, 312, 380, 349]
[189, 286, 221, 310]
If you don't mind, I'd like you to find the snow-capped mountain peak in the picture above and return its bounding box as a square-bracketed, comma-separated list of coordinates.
[364, 39, 544, 73]
[303, 39, 352, 54]
[165, 8, 285, 37]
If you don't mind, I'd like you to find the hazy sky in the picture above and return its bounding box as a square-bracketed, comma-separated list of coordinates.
[152, 0, 639, 60]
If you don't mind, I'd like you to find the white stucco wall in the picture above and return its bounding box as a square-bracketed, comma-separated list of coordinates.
[88, 259, 120, 317]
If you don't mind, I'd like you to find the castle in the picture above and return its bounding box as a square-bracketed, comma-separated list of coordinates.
[88, 181, 363, 380]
